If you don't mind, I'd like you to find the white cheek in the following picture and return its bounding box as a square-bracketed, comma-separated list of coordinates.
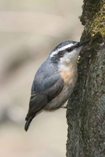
[60, 54, 70, 64]
[68, 48, 82, 59]
[60, 53, 72, 64]
[65, 54, 72, 63]
[60, 48, 82, 65]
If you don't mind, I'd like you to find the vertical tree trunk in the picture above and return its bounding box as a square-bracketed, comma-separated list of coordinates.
[66, 1, 105, 157]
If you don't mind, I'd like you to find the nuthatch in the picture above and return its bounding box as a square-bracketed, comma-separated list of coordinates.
[25, 40, 88, 131]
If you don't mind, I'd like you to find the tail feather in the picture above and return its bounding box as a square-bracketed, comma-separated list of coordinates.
[24, 115, 35, 131]
[24, 93, 48, 131]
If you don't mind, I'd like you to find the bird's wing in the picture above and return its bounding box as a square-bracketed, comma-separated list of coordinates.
[29, 74, 64, 112]
[43, 75, 64, 101]
[32, 73, 64, 101]
[25, 74, 64, 131]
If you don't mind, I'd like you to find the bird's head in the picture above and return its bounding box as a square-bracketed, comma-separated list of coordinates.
[49, 40, 88, 65]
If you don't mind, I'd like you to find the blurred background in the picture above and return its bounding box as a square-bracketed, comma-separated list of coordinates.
[0, 0, 83, 157]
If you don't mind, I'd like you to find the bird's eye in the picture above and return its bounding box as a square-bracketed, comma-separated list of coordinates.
[66, 47, 74, 52]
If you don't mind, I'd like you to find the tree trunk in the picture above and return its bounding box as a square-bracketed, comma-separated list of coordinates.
[66, 1, 105, 157]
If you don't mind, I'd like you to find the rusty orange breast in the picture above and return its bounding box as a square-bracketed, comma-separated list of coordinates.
[60, 69, 77, 84]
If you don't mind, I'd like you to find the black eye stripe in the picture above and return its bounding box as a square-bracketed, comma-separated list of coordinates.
[66, 47, 74, 52]
[51, 50, 65, 63]
[58, 51, 64, 57]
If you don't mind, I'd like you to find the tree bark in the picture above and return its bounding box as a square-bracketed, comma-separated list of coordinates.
[66, 1, 105, 157]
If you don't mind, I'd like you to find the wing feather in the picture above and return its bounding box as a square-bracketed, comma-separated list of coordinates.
[25, 63, 64, 131]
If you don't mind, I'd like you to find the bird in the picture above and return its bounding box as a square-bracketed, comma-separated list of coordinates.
[24, 40, 88, 131]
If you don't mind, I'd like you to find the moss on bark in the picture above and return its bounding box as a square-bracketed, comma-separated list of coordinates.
[81, 0, 105, 39]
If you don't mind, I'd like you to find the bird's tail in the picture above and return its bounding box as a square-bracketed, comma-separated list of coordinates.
[24, 114, 35, 131]
[24, 93, 47, 131]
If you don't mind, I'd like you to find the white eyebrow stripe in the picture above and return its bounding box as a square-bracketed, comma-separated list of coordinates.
[50, 43, 74, 58]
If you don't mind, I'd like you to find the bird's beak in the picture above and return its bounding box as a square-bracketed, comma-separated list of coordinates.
[66, 40, 89, 52]
[76, 40, 89, 48]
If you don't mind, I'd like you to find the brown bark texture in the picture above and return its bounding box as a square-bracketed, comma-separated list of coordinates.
[66, 1, 105, 157]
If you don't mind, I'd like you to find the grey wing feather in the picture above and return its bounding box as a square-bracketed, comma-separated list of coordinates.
[43, 77, 64, 101]
[26, 93, 47, 119]
[25, 60, 64, 131]
[31, 59, 58, 92]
